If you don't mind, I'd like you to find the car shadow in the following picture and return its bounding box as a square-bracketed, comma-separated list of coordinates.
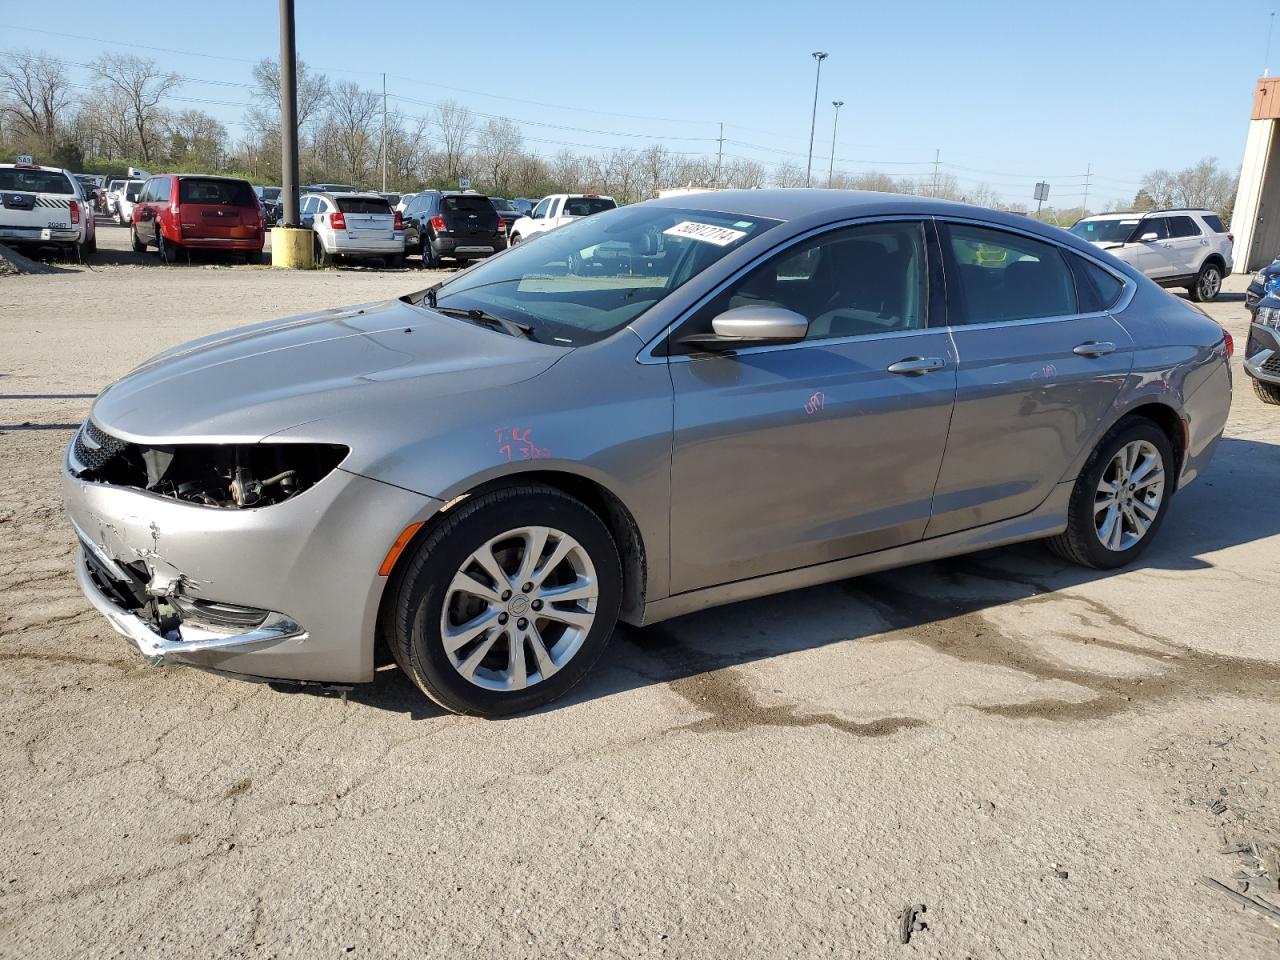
[344, 435, 1280, 723]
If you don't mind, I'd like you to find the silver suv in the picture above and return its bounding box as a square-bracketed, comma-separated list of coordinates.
[1070, 209, 1233, 302]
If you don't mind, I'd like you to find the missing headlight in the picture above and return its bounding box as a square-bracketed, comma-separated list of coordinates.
[71, 423, 348, 508]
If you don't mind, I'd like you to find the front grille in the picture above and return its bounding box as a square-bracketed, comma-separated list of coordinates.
[72, 420, 129, 473]
[1262, 355, 1280, 375]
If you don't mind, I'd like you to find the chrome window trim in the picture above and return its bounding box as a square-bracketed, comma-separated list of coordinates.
[636, 214, 936, 365]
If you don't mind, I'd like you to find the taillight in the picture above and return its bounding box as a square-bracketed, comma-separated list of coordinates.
[496, 217, 505, 232]
[1223, 330, 1234, 359]
[394, 210, 403, 231]
[331, 211, 347, 230]
[69, 200, 80, 225]
[430, 214, 446, 232]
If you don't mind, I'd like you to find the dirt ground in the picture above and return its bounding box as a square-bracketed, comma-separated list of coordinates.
[1, 219, 1278, 959]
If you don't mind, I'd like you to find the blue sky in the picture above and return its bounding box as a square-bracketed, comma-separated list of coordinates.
[1, 0, 1273, 206]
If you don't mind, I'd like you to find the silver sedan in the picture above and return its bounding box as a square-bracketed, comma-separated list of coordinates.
[64, 190, 1233, 716]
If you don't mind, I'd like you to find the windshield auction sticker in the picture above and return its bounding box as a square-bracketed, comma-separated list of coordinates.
[663, 221, 748, 246]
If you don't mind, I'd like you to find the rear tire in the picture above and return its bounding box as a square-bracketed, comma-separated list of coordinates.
[157, 232, 182, 265]
[1188, 260, 1222, 302]
[382, 485, 622, 717]
[1046, 418, 1175, 569]
[1253, 376, 1280, 405]
[313, 235, 330, 267]
[420, 243, 436, 268]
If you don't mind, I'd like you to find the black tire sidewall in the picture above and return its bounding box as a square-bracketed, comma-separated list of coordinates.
[1070, 419, 1175, 568]
[396, 491, 621, 716]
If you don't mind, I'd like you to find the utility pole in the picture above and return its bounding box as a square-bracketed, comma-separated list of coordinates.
[1081, 162, 1092, 216]
[805, 52, 828, 187]
[278, 0, 300, 227]
[827, 100, 843, 187]
[931, 149, 941, 197]
[381, 73, 388, 193]
[715, 121, 724, 187]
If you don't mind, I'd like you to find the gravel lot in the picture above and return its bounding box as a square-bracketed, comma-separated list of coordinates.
[2, 219, 1278, 958]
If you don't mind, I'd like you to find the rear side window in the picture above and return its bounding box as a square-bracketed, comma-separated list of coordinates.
[1202, 214, 1227, 233]
[1168, 216, 1201, 238]
[564, 197, 615, 216]
[179, 178, 254, 207]
[1067, 253, 1126, 312]
[942, 223, 1077, 324]
[336, 197, 391, 214]
[0, 168, 74, 194]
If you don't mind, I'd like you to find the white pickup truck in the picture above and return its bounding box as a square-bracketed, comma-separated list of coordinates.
[0, 159, 96, 259]
[508, 193, 617, 244]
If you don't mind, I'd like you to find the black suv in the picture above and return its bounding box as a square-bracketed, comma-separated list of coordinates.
[402, 191, 507, 267]
[1245, 288, 1280, 405]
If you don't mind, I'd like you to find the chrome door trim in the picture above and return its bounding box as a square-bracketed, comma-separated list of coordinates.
[636, 214, 937, 365]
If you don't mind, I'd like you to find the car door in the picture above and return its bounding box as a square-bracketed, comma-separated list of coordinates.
[925, 220, 1135, 537]
[526, 197, 552, 235]
[1165, 214, 1205, 277]
[667, 219, 958, 593]
[134, 179, 155, 243]
[1127, 216, 1177, 279]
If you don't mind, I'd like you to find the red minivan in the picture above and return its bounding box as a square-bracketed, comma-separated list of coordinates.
[131, 174, 265, 263]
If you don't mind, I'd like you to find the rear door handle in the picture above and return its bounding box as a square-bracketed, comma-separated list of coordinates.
[1073, 341, 1116, 357]
[887, 356, 946, 375]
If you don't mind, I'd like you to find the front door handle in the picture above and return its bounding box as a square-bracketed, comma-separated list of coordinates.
[887, 356, 946, 375]
[1073, 341, 1116, 357]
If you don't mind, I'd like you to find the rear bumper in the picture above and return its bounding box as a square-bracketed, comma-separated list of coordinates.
[175, 236, 264, 252]
[430, 235, 506, 258]
[0, 224, 79, 244]
[328, 235, 406, 257]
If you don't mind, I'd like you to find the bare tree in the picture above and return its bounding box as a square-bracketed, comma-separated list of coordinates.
[722, 158, 766, 190]
[164, 109, 228, 168]
[250, 58, 331, 131]
[773, 161, 807, 188]
[1140, 157, 1237, 215]
[89, 54, 179, 163]
[434, 99, 474, 183]
[0, 49, 74, 157]
[316, 82, 381, 185]
[472, 117, 524, 194]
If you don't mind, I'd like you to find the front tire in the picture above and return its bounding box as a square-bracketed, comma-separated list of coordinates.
[383, 485, 622, 717]
[1253, 376, 1280, 405]
[509, 232, 522, 245]
[1188, 260, 1222, 302]
[1046, 418, 1175, 569]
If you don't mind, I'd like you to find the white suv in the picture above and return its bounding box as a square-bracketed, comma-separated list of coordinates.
[0, 159, 96, 259]
[1069, 209, 1233, 302]
[509, 194, 617, 244]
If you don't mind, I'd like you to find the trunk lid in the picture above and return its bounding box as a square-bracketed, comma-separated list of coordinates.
[336, 196, 396, 238]
[441, 194, 500, 239]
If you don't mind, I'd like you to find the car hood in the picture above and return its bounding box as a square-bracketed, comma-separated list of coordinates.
[90, 298, 568, 444]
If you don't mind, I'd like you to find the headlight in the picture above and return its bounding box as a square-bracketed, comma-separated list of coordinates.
[1266, 275, 1280, 295]
[1255, 271, 1268, 284]
[1257, 305, 1280, 329]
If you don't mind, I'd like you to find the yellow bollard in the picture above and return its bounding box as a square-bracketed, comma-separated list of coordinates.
[270, 227, 315, 268]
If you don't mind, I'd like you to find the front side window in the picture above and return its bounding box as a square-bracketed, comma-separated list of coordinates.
[428, 205, 780, 346]
[679, 221, 928, 345]
[531, 198, 551, 219]
[1134, 217, 1169, 241]
[1168, 215, 1202, 238]
[942, 223, 1077, 324]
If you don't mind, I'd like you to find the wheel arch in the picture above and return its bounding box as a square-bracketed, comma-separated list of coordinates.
[1108, 401, 1187, 489]
[382, 467, 649, 627]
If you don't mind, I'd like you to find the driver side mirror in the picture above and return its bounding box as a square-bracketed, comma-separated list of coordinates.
[679, 305, 809, 351]
[1138, 232, 1159, 243]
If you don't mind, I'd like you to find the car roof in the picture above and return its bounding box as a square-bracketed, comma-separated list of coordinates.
[0, 162, 72, 173]
[312, 191, 389, 199]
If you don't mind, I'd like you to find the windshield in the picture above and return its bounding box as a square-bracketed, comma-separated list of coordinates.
[260, 187, 280, 202]
[180, 178, 256, 207]
[1070, 218, 1140, 243]
[427, 205, 780, 346]
[0, 168, 74, 194]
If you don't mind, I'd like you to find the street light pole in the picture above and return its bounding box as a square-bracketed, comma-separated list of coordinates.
[827, 100, 844, 187]
[278, 0, 300, 228]
[805, 51, 828, 187]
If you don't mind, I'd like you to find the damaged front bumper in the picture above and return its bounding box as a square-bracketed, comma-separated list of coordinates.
[64, 426, 441, 684]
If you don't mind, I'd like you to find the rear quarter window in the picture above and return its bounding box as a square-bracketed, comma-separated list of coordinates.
[1068, 253, 1126, 312]
[179, 178, 255, 207]
[0, 169, 75, 194]
[1202, 214, 1227, 233]
[336, 197, 392, 214]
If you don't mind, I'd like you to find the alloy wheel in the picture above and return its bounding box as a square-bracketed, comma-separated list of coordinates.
[1094, 440, 1165, 551]
[440, 526, 599, 691]
[1199, 265, 1221, 300]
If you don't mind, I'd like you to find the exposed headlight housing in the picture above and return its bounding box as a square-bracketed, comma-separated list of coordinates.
[1256, 305, 1280, 329]
[70, 421, 348, 508]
